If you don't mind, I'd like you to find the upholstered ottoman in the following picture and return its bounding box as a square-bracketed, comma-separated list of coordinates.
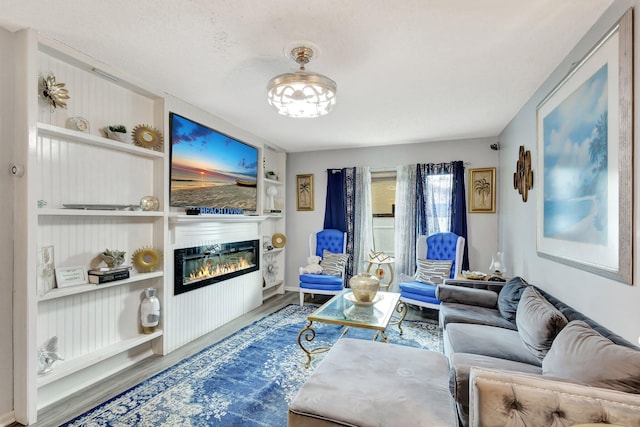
[288, 338, 456, 427]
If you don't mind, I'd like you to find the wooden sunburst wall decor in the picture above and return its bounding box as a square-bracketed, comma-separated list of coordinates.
[513, 145, 533, 202]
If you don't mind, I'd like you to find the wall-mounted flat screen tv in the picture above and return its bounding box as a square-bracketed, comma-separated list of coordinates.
[169, 112, 258, 211]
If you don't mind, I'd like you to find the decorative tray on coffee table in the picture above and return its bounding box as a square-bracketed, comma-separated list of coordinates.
[344, 292, 382, 307]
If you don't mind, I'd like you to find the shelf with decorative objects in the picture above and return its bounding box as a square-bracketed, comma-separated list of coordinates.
[37, 122, 164, 159]
[263, 247, 285, 255]
[37, 208, 164, 217]
[36, 330, 162, 387]
[38, 271, 163, 302]
[264, 177, 283, 186]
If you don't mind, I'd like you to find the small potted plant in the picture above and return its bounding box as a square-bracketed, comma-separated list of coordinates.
[265, 171, 278, 181]
[105, 125, 129, 143]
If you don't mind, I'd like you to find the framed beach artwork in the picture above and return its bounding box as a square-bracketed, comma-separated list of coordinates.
[536, 9, 632, 284]
[468, 168, 496, 213]
[296, 174, 314, 211]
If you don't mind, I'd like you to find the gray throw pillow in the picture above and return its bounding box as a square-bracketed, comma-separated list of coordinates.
[415, 259, 452, 284]
[516, 286, 568, 360]
[543, 320, 640, 394]
[497, 276, 529, 322]
[320, 250, 349, 276]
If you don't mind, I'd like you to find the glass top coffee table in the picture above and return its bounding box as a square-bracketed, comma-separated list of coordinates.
[297, 290, 407, 367]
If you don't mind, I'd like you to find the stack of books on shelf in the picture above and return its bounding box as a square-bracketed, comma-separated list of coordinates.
[88, 266, 131, 284]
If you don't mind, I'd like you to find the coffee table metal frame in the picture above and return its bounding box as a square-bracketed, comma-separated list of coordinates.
[297, 290, 407, 367]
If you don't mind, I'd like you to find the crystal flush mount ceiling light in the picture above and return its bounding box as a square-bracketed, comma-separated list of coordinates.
[267, 45, 337, 118]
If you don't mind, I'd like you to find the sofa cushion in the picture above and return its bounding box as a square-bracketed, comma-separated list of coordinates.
[415, 259, 452, 284]
[439, 303, 516, 330]
[399, 281, 440, 306]
[299, 275, 344, 291]
[535, 287, 635, 348]
[436, 284, 498, 308]
[449, 352, 542, 427]
[445, 323, 541, 366]
[497, 276, 529, 322]
[543, 320, 640, 394]
[320, 250, 348, 276]
[399, 281, 437, 298]
[516, 286, 568, 361]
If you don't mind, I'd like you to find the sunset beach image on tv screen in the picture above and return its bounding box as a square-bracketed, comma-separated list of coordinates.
[169, 113, 258, 210]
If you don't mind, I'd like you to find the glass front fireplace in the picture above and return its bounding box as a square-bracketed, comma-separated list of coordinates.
[174, 239, 260, 295]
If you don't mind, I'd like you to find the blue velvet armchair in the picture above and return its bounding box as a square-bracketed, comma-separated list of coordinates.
[399, 232, 465, 310]
[299, 229, 348, 306]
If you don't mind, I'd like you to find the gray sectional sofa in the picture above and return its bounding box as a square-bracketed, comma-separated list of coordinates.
[437, 276, 640, 426]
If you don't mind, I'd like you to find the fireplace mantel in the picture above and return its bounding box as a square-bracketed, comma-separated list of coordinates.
[168, 214, 268, 224]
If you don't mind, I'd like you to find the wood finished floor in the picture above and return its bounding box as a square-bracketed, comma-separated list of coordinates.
[18, 291, 437, 426]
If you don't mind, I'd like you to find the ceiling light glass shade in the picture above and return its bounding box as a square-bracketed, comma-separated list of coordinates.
[267, 71, 337, 118]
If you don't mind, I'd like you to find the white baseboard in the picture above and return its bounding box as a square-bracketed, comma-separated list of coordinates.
[0, 410, 16, 427]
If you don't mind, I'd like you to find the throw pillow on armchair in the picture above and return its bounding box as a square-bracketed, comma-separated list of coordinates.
[415, 259, 452, 284]
[320, 250, 349, 276]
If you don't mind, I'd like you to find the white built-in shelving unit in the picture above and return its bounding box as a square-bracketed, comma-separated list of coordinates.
[13, 30, 167, 422]
[261, 147, 287, 300]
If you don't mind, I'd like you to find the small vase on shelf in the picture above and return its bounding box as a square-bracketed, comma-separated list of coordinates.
[105, 125, 130, 143]
[140, 288, 160, 334]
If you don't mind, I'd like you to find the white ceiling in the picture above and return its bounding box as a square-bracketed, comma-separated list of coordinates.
[1, 0, 613, 152]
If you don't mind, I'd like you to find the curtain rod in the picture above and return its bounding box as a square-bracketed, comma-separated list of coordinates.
[327, 162, 469, 173]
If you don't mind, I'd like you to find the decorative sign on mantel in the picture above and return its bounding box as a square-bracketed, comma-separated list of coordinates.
[185, 207, 245, 215]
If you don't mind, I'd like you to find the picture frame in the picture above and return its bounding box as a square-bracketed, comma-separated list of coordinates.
[468, 168, 496, 213]
[55, 265, 88, 288]
[296, 174, 314, 211]
[37, 246, 56, 296]
[536, 9, 632, 284]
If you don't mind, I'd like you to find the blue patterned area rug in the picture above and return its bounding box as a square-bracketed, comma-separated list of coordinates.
[63, 304, 442, 427]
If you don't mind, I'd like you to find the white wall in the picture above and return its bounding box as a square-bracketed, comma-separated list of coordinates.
[0, 27, 15, 422]
[285, 137, 500, 291]
[499, 0, 639, 344]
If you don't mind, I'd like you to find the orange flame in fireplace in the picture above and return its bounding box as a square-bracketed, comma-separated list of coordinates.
[188, 257, 251, 283]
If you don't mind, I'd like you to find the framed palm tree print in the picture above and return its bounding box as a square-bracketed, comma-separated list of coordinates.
[296, 174, 314, 211]
[469, 168, 496, 213]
